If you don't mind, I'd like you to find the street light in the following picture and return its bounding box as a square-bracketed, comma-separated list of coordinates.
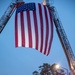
[54, 64, 69, 75]
[55, 64, 60, 69]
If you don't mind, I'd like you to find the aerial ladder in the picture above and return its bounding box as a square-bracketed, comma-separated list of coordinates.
[43, 0, 75, 75]
[0, 0, 75, 74]
[0, 0, 24, 33]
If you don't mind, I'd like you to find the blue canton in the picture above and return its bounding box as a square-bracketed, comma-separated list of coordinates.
[16, 3, 36, 14]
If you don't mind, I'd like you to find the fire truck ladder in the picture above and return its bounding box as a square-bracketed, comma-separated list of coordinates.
[0, 0, 75, 74]
[43, 0, 75, 74]
[0, 0, 24, 33]
[50, 6, 75, 75]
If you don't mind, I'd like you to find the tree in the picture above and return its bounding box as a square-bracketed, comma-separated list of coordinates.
[32, 63, 65, 75]
[51, 63, 65, 75]
[39, 63, 52, 75]
[32, 71, 40, 75]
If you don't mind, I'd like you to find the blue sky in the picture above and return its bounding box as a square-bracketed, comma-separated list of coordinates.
[0, 0, 75, 75]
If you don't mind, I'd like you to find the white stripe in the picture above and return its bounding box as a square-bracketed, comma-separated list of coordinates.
[30, 11, 36, 48]
[40, 4, 46, 54]
[18, 13, 22, 47]
[46, 7, 51, 55]
[36, 4, 41, 52]
[24, 12, 29, 47]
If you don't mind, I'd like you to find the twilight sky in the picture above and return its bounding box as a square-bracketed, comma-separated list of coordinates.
[0, 0, 75, 75]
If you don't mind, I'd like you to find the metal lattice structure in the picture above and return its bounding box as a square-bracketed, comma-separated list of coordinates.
[0, 0, 75, 74]
[43, 0, 75, 75]
[0, 0, 24, 33]
[0, 2, 16, 33]
[50, 6, 75, 75]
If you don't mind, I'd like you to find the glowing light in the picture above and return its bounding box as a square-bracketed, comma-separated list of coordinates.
[55, 64, 60, 69]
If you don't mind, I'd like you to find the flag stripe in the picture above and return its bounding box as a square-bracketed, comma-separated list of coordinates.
[15, 3, 53, 55]
[45, 7, 51, 55]
[43, 6, 49, 54]
[47, 9, 53, 55]
[24, 12, 29, 47]
[26, 11, 32, 47]
[33, 11, 38, 50]
[20, 12, 25, 46]
[18, 13, 22, 46]
[15, 14, 18, 47]
[30, 11, 36, 48]
[40, 4, 46, 54]
[35, 4, 41, 52]
[38, 4, 44, 53]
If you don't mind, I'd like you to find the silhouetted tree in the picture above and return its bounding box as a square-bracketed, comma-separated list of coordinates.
[39, 63, 52, 75]
[32, 63, 65, 75]
[50, 63, 65, 75]
[32, 71, 40, 75]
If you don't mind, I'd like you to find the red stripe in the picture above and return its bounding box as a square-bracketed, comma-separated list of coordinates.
[43, 6, 49, 54]
[20, 12, 25, 46]
[47, 10, 53, 55]
[15, 3, 53, 55]
[38, 4, 44, 52]
[33, 11, 38, 50]
[26, 11, 32, 47]
[15, 14, 18, 47]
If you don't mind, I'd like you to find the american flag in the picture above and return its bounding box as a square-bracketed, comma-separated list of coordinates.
[15, 3, 53, 56]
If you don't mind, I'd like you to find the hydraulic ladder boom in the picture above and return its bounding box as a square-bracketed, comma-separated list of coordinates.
[0, 0, 24, 33]
[43, 0, 75, 74]
[50, 6, 75, 75]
